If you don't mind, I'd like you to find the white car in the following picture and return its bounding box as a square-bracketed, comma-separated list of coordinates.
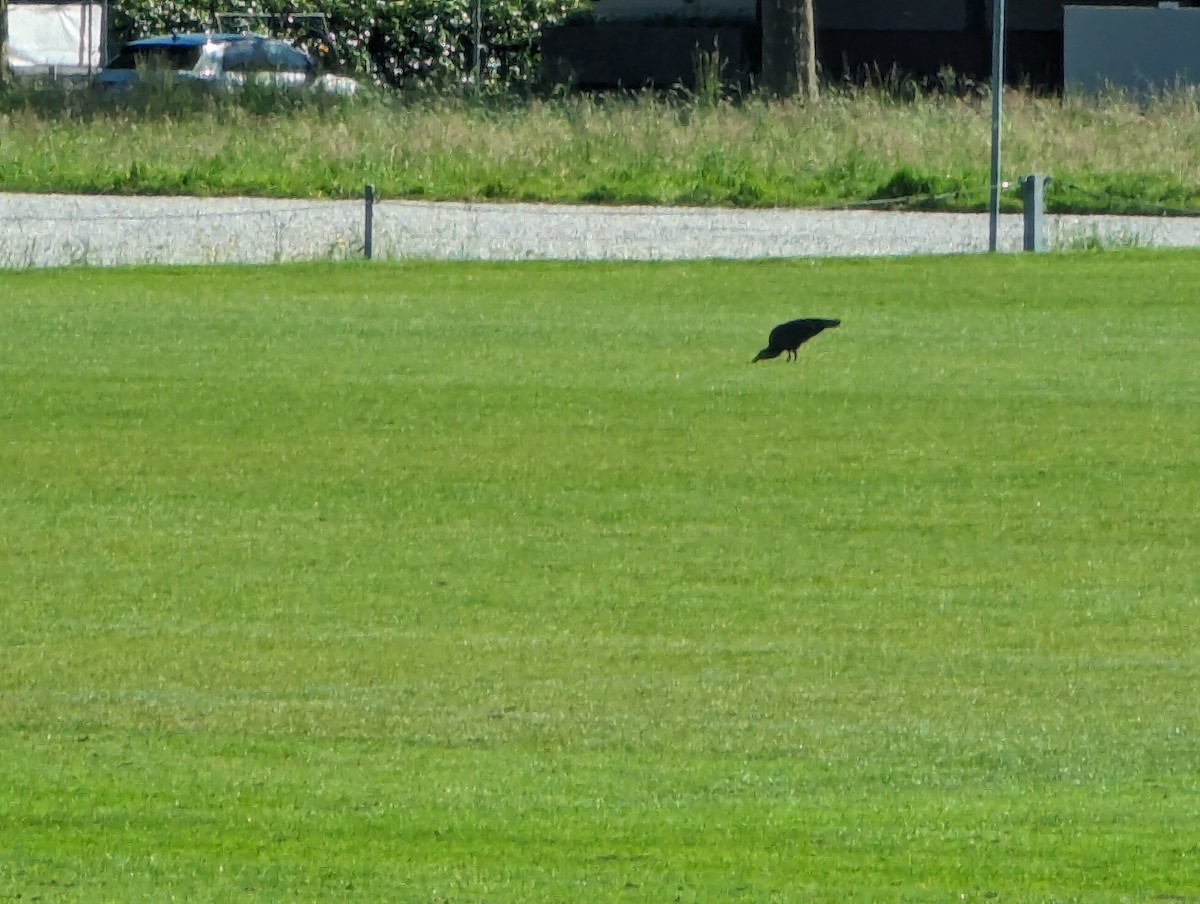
[97, 32, 359, 95]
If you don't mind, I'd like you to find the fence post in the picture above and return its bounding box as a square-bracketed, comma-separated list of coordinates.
[1021, 173, 1049, 252]
[364, 184, 375, 260]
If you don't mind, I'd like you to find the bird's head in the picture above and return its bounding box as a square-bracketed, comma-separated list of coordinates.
[752, 347, 781, 363]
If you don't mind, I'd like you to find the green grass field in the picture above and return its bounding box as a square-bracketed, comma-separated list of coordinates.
[3, 254, 1199, 902]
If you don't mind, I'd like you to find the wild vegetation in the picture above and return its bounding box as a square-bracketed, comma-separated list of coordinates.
[104, 0, 589, 88]
[4, 253, 1199, 901]
[3, 76, 1200, 214]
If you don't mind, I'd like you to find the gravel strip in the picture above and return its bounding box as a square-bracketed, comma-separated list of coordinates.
[2, 192, 1199, 268]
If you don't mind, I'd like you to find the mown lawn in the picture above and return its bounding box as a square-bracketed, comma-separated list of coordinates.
[2, 254, 1198, 902]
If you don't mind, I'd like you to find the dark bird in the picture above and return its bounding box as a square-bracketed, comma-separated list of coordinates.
[753, 318, 841, 363]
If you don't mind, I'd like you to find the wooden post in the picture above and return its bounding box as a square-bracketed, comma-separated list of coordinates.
[760, 0, 818, 100]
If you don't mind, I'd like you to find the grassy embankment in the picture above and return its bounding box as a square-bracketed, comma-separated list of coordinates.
[3, 253, 1199, 901]
[2, 79, 1200, 213]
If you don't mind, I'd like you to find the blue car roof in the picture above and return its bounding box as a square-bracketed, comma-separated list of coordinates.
[127, 33, 250, 48]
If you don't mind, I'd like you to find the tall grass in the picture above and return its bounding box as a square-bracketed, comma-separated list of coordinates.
[3, 78, 1200, 212]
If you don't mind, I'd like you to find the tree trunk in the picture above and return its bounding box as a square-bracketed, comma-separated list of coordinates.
[760, 0, 818, 100]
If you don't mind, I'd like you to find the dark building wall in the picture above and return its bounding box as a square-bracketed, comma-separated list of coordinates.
[542, 0, 1183, 91]
[816, 0, 1175, 32]
[817, 0, 969, 31]
[542, 24, 758, 90]
[810, 0, 1150, 87]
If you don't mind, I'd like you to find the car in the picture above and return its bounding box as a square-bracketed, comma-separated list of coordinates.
[96, 32, 359, 95]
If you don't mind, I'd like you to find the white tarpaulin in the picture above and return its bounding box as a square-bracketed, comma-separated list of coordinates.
[6, 3, 105, 71]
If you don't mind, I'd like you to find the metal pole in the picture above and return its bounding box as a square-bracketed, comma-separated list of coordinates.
[364, 184, 374, 260]
[0, 0, 8, 84]
[987, 0, 1007, 252]
[473, 0, 482, 88]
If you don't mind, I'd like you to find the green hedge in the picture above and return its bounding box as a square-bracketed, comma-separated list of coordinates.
[108, 0, 588, 88]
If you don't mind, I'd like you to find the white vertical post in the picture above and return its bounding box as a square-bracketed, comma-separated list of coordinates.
[988, 0, 1007, 253]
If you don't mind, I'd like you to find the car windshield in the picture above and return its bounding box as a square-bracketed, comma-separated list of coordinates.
[107, 44, 204, 71]
[216, 38, 312, 73]
[260, 40, 312, 71]
[219, 40, 259, 71]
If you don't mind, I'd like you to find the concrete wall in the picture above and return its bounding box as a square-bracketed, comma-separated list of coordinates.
[1064, 4, 1200, 91]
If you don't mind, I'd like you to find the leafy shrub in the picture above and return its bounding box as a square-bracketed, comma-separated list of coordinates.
[108, 0, 588, 89]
